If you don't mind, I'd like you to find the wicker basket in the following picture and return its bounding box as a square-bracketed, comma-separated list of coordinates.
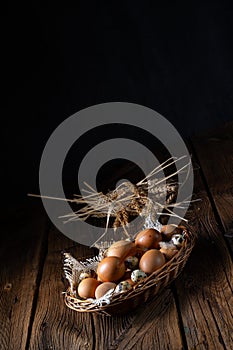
[63, 225, 195, 316]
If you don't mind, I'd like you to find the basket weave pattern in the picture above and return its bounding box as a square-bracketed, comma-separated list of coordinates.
[64, 227, 195, 315]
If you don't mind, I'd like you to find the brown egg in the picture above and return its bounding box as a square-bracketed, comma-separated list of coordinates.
[95, 282, 116, 299]
[161, 225, 179, 241]
[161, 225, 187, 241]
[139, 249, 166, 274]
[122, 270, 132, 280]
[97, 256, 126, 282]
[106, 240, 136, 260]
[77, 278, 100, 299]
[135, 228, 162, 249]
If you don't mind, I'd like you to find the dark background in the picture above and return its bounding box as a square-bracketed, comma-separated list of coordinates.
[2, 1, 233, 210]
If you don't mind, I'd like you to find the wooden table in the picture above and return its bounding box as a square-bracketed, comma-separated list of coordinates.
[1, 123, 233, 350]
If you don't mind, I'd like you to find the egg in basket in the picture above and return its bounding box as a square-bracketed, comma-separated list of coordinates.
[62, 157, 196, 315]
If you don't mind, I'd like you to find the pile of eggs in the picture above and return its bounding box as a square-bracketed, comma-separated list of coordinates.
[77, 225, 187, 300]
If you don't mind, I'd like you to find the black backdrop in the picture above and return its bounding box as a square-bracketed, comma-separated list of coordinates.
[2, 1, 233, 209]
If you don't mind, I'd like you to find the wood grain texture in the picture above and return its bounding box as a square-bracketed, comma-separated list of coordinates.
[0, 204, 48, 350]
[29, 226, 96, 350]
[93, 288, 183, 350]
[2, 125, 233, 350]
[174, 152, 233, 349]
[191, 122, 233, 252]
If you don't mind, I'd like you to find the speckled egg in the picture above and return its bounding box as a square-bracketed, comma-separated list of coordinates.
[131, 269, 147, 283]
[115, 280, 133, 293]
[125, 256, 139, 270]
[171, 234, 186, 248]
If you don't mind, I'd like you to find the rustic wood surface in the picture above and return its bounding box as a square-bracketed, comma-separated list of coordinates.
[28, 227, 95, 350]
[174, 155, 233, 350]
[0, 204, 49, 350]
[0, 123, 232, 350]
[191, 122, 233, 254]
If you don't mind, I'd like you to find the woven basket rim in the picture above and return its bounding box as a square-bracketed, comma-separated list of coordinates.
[64, 224, 195, 314]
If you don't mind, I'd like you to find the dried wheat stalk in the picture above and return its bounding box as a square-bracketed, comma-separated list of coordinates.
[58, 156, 192, 246]
[29, 156, 193, 248]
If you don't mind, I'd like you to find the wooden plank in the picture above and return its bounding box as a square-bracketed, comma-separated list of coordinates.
[93, 288, 183, 350]
[0, 203, 49, 350]
[92, 135, 232, 350]
[174, 147, 233, 349]
[26, 122, 233, 349]
[28, 226, 96, 350]
[191, 122, 233, 252]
